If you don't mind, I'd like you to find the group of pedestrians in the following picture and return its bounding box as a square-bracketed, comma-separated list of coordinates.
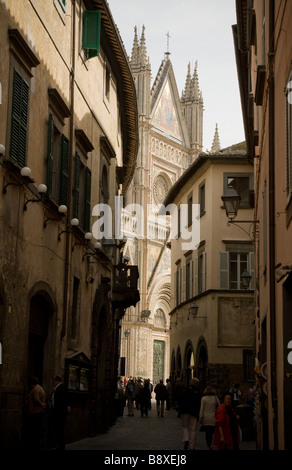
[115, 376, 155, 418]
[117, 376, 248, 451]
[176, 379, 244, 451]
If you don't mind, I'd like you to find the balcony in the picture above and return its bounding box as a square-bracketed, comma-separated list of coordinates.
[112, 263, 140, 310]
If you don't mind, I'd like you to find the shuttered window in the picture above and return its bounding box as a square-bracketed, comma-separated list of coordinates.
[175, 266, 182, 306]
[10, 69, 29, 167]
[73, 151, 91, 233]
[194, 252, 206, 295]
[46, 113, 69, 207]
[73, 152, 81, 219]
[185, 260, 193, 300]
[84, 167, 92, 233]
[46, 113, 54, 195]
[59, 135, 69, 206]
[83, 10, 101, 58]
[219, 251, 254, 290]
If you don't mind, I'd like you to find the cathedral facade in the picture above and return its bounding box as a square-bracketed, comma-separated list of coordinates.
[120, 26, 204, 384]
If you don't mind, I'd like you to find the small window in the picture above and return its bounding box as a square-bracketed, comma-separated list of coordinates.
[224, 173, 254, 209]
[58, 0, 66, 10]
[187, 193, 193, 226]
[199, 182, 205, 215]
[105, 64, 111, 101]
[219, 251, 254, 290]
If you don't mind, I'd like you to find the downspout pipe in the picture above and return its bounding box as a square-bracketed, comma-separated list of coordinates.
[61, 0, 76, 339]
[268, 0, 278, 450]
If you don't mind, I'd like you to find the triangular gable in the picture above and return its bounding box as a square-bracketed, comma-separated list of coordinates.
[150, 60, 189, 147]
[152, 79, 183, 142]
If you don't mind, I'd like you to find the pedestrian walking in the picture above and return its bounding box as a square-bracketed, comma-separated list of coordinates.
[214, 392, 241, 450]
[126, 379, 135, 416]
[174, 377, 184, 417]
[140, 380, 151, 417]
[199, 385, 220, 449]
[154, 379, 168, 417]
[134, 378, 143, 410]
[166, 378, 171, 410]
[229, 383, 241, 409]
[181, 378, 201, 450]
[22, 376, 46, 450]
[52, 375, 71, 450]
[115, 380, 126, 417]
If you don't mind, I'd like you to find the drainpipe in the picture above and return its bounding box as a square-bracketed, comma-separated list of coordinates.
[268, 0, 278, 450]
[61, 0, 76, 339]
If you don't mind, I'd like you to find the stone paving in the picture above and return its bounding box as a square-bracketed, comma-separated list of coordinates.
[66, 400, 257, 452]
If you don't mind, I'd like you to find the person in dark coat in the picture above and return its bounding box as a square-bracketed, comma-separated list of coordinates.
[154, 379, 168, 417]
[174, 377, 185, 417]
[140, 380, 151, 417]
[181, 378, 201, 450]
[52, 376, 71, 450]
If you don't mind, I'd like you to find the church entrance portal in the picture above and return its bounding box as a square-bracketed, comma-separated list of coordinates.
[153, 340, 165, 385]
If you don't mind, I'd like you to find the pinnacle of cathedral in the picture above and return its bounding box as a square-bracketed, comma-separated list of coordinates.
[192, 61, 201, 100]
[130, 26, 140, 65]
[130, 25, 150, 69]
[211, 123, 221, 153]
[181, 61, 203, 103]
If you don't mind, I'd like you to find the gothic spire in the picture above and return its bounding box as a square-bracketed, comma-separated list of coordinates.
[130, 26, 139, 66]
[181, 61, 203, 103]
[211, 123, 221, 153]
[182, 63, 192, 101]
[139, 25, 147, 65]
[191, 61, 200, 100]
[130, 25, 150, 69]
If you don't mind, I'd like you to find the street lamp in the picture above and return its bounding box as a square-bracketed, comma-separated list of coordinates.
[221, 186, 241, 220]
[221, 187, 259, 239]
[241, 270, 252, 290]
[189, 303, 199, 317]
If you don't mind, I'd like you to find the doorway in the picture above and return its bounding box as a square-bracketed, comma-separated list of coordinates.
[153, 340, 165, 386]
[28, 294, 52, 386]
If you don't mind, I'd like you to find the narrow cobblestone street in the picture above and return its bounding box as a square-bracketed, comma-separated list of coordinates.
[66, 399, 256, 452]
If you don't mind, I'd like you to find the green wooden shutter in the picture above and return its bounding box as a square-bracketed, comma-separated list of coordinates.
[46, 114, 54, 195]
[59, 135, 69, 206]
[10, 69, 29, 167]
[84, 167, 92, 232]
[59, 0, 66, 10]
[83, 11, 101, 56]
[73, 152, 80, 219]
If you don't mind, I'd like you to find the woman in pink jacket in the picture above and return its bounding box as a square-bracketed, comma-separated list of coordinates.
[214, 392, 240, 450]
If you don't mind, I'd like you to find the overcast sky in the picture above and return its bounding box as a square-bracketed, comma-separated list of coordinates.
[108, 0, 245, 152]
